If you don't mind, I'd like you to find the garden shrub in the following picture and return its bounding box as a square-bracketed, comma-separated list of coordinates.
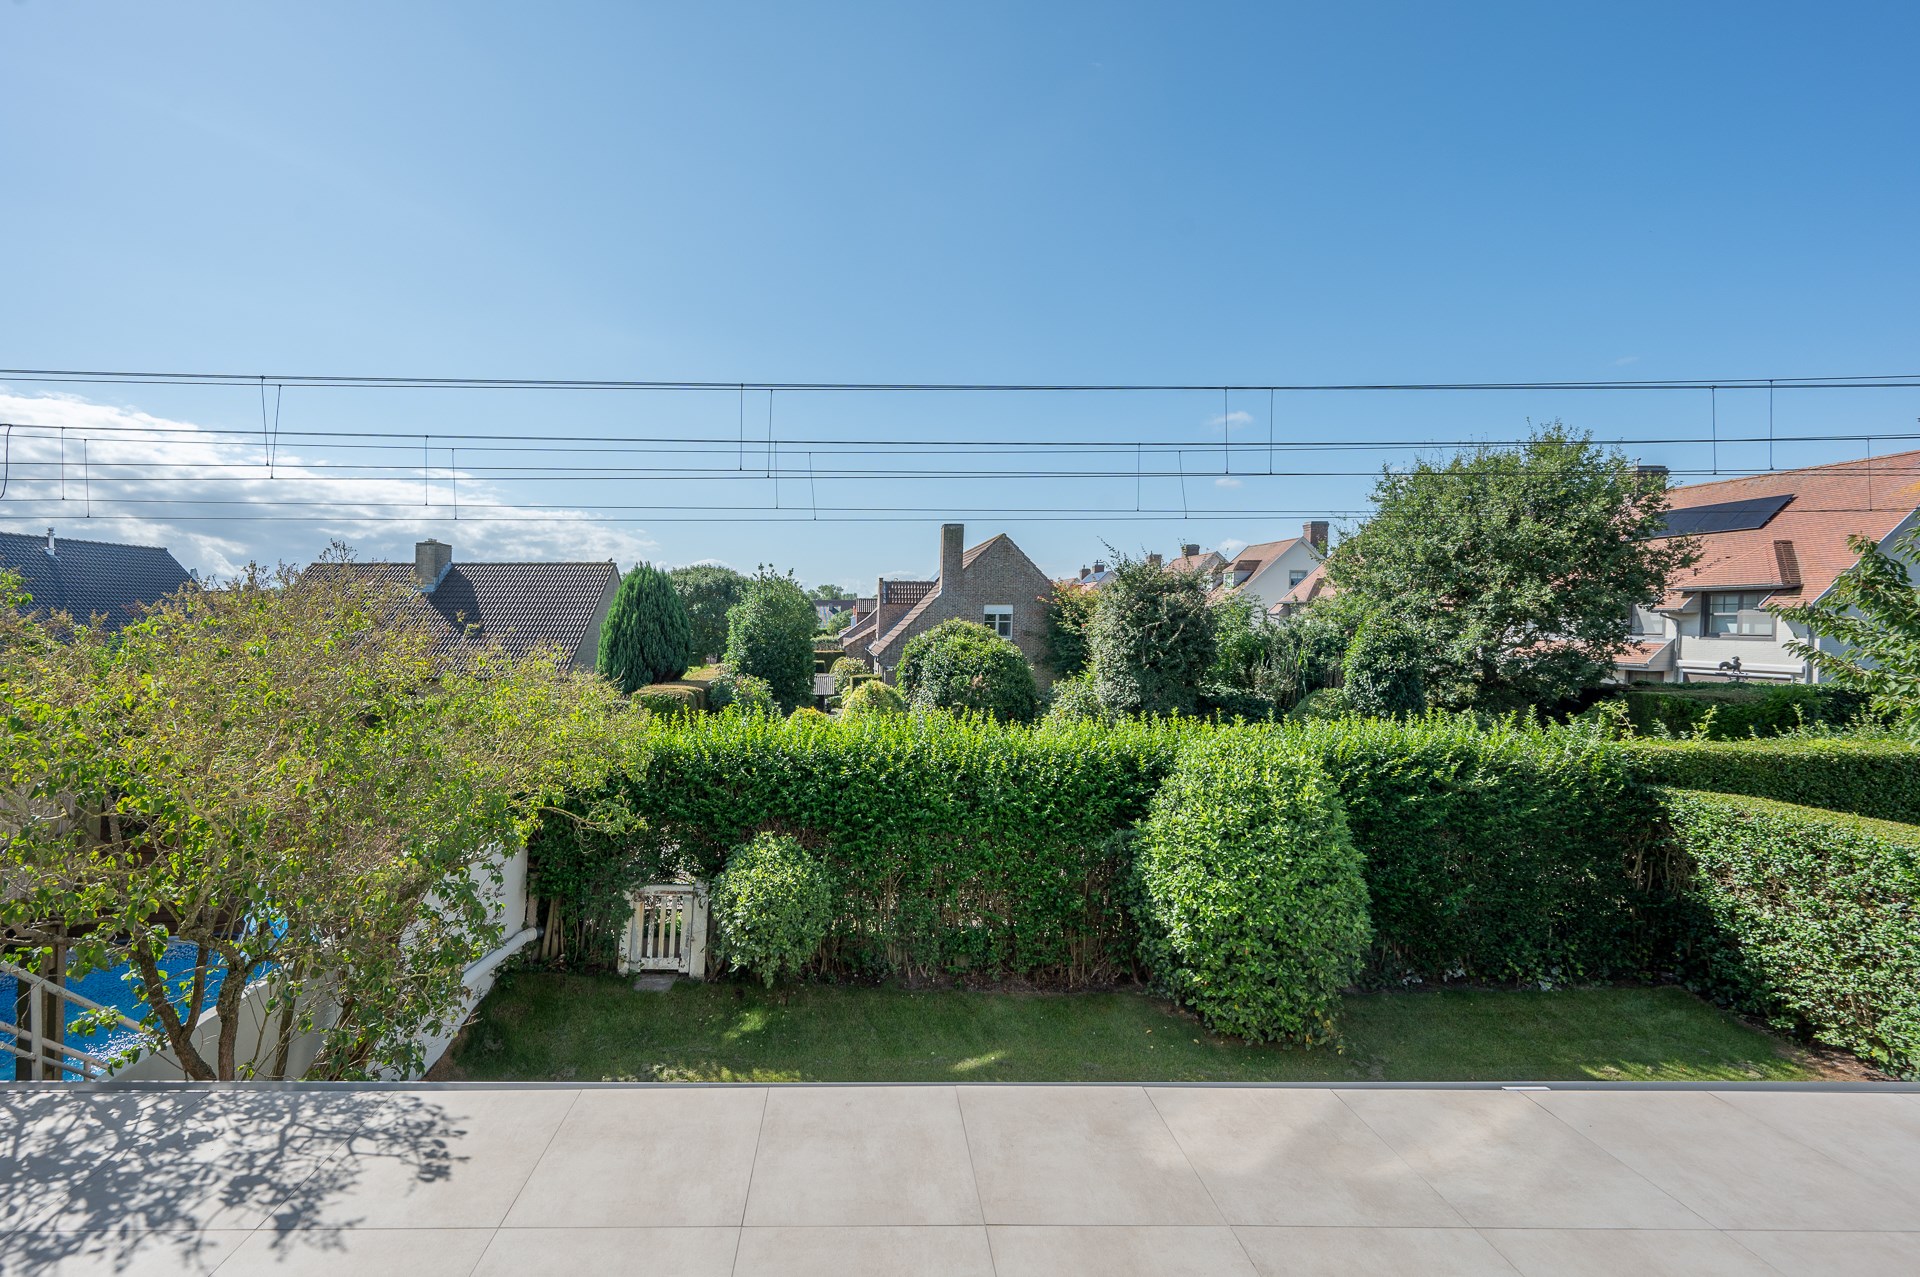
[830, 656, 870, 698]
[723, 568, 817, 712]
[634, 687, 700, 715]
[545, 712, 1197, 984]
[895, 619, 1040, 722]
[1288, 686, 1353, 721]
[597, 561, 695, 693]
[1287, 714, 1660, 982]
[1660, 789, 1920, 1076]
[1196, 683, 1283, 722]
[840, 679, 906, 717]
[712, 833, 834, 986]
[1622, 736, 1920, 824]
[1134, 733, 1371, 1042]
[1089, 553, 1216, 716]
[1614, 682, 1867, 740]
[1341, 614, 1430, 716]
[1042, 673, 1108, 724]
[706, 669, 776, 715]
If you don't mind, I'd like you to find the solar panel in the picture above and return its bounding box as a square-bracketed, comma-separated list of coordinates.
[1658, 493, 1793, 538]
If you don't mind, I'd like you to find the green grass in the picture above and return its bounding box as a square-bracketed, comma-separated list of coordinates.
[449, 974, 1822, 1083]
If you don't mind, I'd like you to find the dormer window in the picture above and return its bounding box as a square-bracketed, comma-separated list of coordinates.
[1705, 592, 1774, 637]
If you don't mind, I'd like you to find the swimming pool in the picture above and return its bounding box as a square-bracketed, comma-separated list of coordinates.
[1, 943, 232, 1077]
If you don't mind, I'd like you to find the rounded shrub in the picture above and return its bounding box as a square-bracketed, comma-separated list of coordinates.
[1134, 733, 1372, 1043]
[841, 679, 907, 718]
[1042, 673, 1109, 724]
[707, 669, 776, 716]
[1342, 615, 1429, 716]
[830, 656, 870, 698]
[712, 832, 833, 987]
[896, 619, 1040, 721]
[788, 705, 831, 724]
[723, 568, 817, 712]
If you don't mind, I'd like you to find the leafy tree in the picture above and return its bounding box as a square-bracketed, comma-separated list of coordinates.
[0, 553, 637, 1080]
[1341, 612, 1431, 716]
[822, 608, 855, 636]
[1209, 594, 1356, 712]
[723, 567, 817, 712]
[1326, 423, 1696, 712]
[597, 561, 694, 693]
[806, 583, 850, 600]
[1088, 552, 1217, 716]
[1042, 581, 1097, 677]
[829, 655, 869, 698]
[669, 564, 750, 662]
[1781, 527, 1920, 719]
[896, 618, 1041, 721]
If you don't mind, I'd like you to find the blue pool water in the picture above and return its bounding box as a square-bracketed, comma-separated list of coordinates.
[1, 942, 233, 1074]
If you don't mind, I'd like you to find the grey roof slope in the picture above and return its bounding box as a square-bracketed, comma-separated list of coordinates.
[0, 529, 193, 630]
[330, 560, 618, 660]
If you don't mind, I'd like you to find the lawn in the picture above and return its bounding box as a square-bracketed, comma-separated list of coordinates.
[447, 973, 1824, 1083]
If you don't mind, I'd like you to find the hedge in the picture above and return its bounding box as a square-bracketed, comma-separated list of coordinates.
[1661, 789, 1920, 1076]
[533, 712, 1197, 985]
[1287, 714, 1659, 982]
[1134, 733, 1371, 1042]
[1614, 682, 1865, 740]
[1622, 736, 1920, 824]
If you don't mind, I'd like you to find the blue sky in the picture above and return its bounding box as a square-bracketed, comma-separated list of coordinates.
[3, 2, 1917, 584]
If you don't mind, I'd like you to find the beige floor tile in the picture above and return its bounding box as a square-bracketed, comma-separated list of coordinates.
[744, 1086, 981, 1225]
[0, 1228, 247, 1276]
[959, 1086, 1221, 1225]
[217, 1227, 496, 1276]
[1730, 1229, 1920, 1276]
[1235, 1226, 1516, 1276]
[1532, 1090, 1920, 1231]
[1338, 1090, 1703, 1229]
[1149, 1088, 1463, 1226]
[735, 1225, 995, 1276]
[472, 1225, 739, 1275]
[1711, 1090, 1920, 1208]
[276, 1088, 579, 1229]
[1483, 1227, 1775, 1275]
[502, 1087, 767, 1227]
[989, 1225, 1258, 1276]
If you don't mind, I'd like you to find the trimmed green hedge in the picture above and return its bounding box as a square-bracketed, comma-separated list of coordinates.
[1135, 734, 1371, 1042]
[1623, 737, 1920, 824]
[1289, 715, 1659, 983]
[1615, 682, 1865, 740]
[1661, 789, 1920, 1076]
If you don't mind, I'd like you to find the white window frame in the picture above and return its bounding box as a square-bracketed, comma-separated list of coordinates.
[1288, 569, 1310, 588]
[983, 604, 1013, 639]
[1704, 591, 1774, 637]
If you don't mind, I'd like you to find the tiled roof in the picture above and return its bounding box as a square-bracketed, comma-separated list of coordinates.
[1270, 560, 1332, 613]
[879, 579, 935, 606]
[1653, 451, 1920, 608]
[1615, 639, 1675, 669]
[870, 533, 1047, 658]
[1227, 537, 1305, 571]
[1167, 550, 1224, 574]
[0, 529, 193, 630]
[317, 560, 617, 661]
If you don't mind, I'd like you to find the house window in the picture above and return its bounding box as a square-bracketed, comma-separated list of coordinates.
[984, 605, 1013, 638]
[1704, 591, 1774, 637]
[1289, 569, 1309, 588]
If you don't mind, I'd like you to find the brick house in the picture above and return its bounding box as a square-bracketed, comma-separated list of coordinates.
[850, 523, 1055, 684]
[1616, 452, 1920, 684]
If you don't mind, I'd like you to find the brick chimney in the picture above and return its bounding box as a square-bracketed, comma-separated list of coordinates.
[414, 538, 452, 590]
[1147, 552, 1163, 568]
[1079, 566, 1091, 581]
[1302, 521, 1329, 553]
[940, 523, 964, 586]
[1181, 543, 1200, 558]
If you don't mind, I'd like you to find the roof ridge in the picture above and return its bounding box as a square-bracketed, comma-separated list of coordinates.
[1670, 448, 1920, 494]
[0, 528, 179, 553]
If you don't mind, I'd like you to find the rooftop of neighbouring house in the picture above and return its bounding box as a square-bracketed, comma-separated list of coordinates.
[1652, 450, 1920, 609]
[0, 528, 194, 630]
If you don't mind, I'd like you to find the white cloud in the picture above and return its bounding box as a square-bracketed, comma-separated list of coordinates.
[0, 390, 659, 578]
[1207, 410, 1254, 431]
[1213, 476, 1243, 489]
[1216, 537, 1249, 559]
[1613, 355, 1641, 366]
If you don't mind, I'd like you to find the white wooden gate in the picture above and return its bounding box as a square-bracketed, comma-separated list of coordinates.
[617, 883, 709, 978]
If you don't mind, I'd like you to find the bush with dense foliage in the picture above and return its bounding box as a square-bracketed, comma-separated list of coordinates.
[1613, 682, 1867, 740]
[1341, 613, 1431, 717]
[705, 668, 776, 715]
[597, 561, 695, 693]
[1780, 526, 1920, 722]
[1133, 734, 1371, 1042]
[1327, 424, 1696, 711]
[840, 678, 906, 718]
[722, 567, 817, 711]
[670, 564, 750, 663]
[1621, 735, 1920, 824]
[895, 619, 1041, 722]
[1042, 673, 1110, 724]
[1660, 789, 1919, 1076]
[1211, 596, 1354, 711]
[711, 833, 835, 987]
[1042, 581, 1097, 677]
[830, 655, 870, 698]
[1089, 552, 1217, 716]
[1289, 714, 1661, 982]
